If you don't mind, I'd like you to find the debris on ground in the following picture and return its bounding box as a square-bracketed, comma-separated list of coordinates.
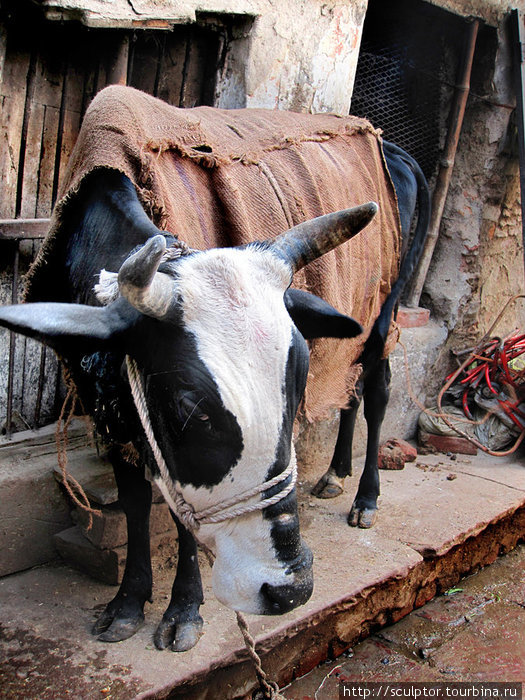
[378, 437, 417, 470]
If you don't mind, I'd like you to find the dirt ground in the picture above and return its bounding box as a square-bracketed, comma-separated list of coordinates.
[283, 543, 525, 697]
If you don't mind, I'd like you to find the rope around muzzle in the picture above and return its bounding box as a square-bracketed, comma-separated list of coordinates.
[126, 355, 292, 699]
[126, 356, 297, 530]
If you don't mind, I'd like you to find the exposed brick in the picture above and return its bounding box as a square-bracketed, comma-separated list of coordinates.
[420, 432, 478, 455]
[378, 438, 417, 470]
[397, 305, 430, 328]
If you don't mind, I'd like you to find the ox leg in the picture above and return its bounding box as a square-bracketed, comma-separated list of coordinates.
[311, 380, 363, 498]
[154, 515, 204, 652]
[348, 358, 391, 529]
[93, 448, 153, 642]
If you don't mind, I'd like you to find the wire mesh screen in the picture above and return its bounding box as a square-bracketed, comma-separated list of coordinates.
[351, 0, 466, 180]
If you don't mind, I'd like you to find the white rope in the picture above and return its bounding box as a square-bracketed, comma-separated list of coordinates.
[126, 355, 297, 532]
[126, 354, 289, 699]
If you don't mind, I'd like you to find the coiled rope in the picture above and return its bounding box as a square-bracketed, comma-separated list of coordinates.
[399, 294, 525, 457]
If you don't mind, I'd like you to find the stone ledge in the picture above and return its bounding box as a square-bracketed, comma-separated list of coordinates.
[1, 451, 524, 698]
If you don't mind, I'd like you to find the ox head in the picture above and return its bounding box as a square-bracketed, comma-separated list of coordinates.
[0, 202, 377, 615]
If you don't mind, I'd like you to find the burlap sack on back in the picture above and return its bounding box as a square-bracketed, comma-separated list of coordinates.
[26, 86, 401, 422]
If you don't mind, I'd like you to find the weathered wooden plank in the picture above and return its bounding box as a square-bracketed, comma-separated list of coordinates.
[56, 106, 81, 197]
[55, 40, 86, 198]
[36, 104, 60, 218]
[156, 30, 187, 105]
[129, 32, 161, 96]
[18, 28, 65, 218]
[81, 39, 99, 117]
[0, 43, 30, 218]
[0, 218, 50, 239]
[107, 33, 130, 86]
[94, 32, 116, 96]
[19, 100, 45, 218]
[179, 29, 219, 108]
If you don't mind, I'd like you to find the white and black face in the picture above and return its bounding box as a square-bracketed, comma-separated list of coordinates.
[132, 247, 313, 615]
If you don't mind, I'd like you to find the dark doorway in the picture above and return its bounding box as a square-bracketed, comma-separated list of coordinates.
[351, 0, 467, 180]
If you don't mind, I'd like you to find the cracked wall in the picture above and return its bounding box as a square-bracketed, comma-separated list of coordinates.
[422, 20, 524, 389]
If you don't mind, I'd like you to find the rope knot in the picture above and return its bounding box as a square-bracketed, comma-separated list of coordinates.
[174, 492, 200, 531]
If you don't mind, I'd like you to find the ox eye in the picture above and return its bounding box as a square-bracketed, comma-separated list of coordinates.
[179, 393, 210, 425]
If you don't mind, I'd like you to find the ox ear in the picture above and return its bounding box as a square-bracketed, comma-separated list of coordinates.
[284, 289, 363, 339]
[0, 298, 137, 354]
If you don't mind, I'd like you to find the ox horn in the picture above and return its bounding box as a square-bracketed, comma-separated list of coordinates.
[270, 202, 378, 273]
[118, 235, 178, 318]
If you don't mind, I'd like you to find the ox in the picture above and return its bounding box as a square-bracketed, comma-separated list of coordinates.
[0, 176, 376, 649]
[0, 89, 429, 652]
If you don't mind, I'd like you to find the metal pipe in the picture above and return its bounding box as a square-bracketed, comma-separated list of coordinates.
[406, 18, 480, 308]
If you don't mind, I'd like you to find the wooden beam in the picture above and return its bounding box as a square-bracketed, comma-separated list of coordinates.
[107, 34, 130, 86]
[0, 218, 51, 239]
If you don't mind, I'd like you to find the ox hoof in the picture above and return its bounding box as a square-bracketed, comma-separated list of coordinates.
[348, 504, 378, 529]
[154, 617, 203, 652]
[95, 614, 145, 642]
[311, 470, 345, 499]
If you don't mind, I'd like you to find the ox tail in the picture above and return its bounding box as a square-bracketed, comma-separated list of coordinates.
[369, 142, 431, 353]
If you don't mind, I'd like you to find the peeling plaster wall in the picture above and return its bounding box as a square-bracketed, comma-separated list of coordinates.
[238, 3, 366, 114]
[427, 0, 521, 26]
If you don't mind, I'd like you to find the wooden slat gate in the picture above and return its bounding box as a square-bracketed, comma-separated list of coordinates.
[0, 6, 225, 435]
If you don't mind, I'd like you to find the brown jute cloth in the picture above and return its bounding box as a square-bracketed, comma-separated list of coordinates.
[26, 86, 401, 422]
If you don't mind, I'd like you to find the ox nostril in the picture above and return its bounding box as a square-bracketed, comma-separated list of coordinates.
[260, 582, 300, 614]
[259, 552, 314, 615]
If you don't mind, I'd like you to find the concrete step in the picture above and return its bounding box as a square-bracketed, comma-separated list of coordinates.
[0, 421, 90, 577]
[283, 544, 525, 694]
[0, 450, 524, 699]
[54, 525, 178, 585]
[0, 417, 179, 577]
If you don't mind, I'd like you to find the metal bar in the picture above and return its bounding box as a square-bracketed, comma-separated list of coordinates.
[5, 244, 20, 437]
[0, 218, 50, 239]
[510, 9, 525, 284]
[406, 18, 480, 308]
